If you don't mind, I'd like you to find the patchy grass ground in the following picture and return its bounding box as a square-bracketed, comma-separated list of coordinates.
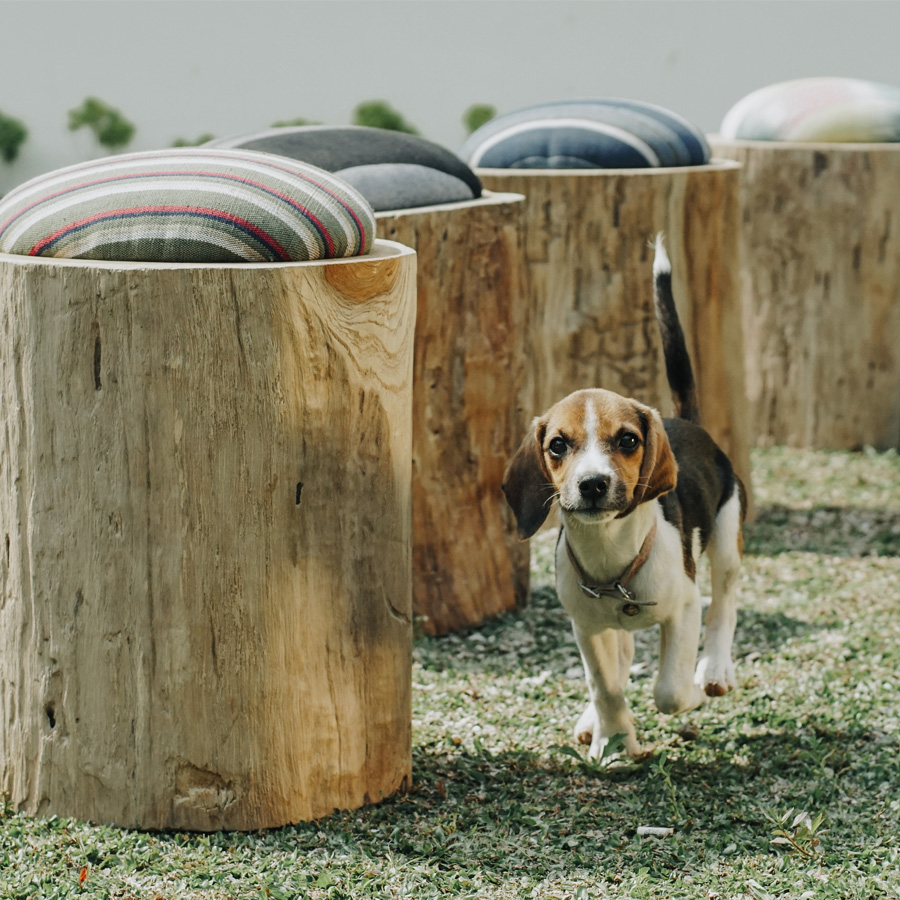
[2, 446, 900, 899]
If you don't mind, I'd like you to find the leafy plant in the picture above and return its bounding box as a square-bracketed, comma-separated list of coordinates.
[463, 103, 496, 135]
[270, 117, 321, 128]
[552, 731, 629, 775]
[765, 807, 827, 856]
[67, 97, 135, 151]
[352, 100, 418, 135]
[649, 749, 685, 821]
[0, 111, 28, 163]
[171, 134, 216, 147]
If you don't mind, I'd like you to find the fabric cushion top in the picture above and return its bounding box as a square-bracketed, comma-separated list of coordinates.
[207, 126, 482, 211]
[0, 148, 375, 263]
[460, 99, 710, 170]
[720, 77, 900, 143]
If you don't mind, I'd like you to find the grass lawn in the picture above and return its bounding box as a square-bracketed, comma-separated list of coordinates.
[2, 446, 900, 899]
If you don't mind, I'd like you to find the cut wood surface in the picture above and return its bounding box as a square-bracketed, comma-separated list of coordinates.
[376, 192, 530, 635]
[478, 163, 753, 504]
[709, 138, 900, 450]
[0, 242, 417, 830]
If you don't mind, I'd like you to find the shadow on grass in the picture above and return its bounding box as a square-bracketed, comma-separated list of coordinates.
[746, 505, 900, 557]
[734, 606, 825, 655]
[268, 719, 896, 888]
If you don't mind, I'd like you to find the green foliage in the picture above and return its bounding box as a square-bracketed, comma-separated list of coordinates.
[171, 134, 216, 148]
[765, 807, 827, 857]
[352, 100, 418, 135]
[270, 117, 321, 128]
[463, 103, 496, 134]
[67, 97, 135, 150]
[0, 111, 28, 163]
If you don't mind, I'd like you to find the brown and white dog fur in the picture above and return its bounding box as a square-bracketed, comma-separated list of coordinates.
[502, 237, 746, 759]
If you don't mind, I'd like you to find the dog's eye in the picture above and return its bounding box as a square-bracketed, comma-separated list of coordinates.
[619, 432, 640, 452]
[547, 436, 568, 459]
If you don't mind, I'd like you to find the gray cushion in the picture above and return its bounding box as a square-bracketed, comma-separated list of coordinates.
[207, 126, 482, 210]
[336, 163, 475, 212]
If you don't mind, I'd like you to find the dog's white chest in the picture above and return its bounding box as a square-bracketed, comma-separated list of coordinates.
[555, 516, 691, 632]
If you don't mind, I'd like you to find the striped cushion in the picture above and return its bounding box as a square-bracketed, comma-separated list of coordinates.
[0, 149, 375, 262]
[207, 126, 482, 211]
[460, 99, 709, 170]
[720, 77, 900, 142]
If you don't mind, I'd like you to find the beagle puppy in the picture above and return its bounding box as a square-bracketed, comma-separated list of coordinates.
[503, 237, 746, 759]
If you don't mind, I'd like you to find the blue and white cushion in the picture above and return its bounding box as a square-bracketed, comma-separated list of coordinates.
[460, 99, 710, 169]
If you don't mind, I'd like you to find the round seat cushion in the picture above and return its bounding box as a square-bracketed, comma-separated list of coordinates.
[459, 99, 710, 169]
[0, 148, 375, 262]
[207, 126, 482, 212]
[720, 77, 900, 142]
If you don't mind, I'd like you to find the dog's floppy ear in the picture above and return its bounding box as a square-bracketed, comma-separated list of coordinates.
[618, 404, 678, 517]
[502, 418, 555, 539]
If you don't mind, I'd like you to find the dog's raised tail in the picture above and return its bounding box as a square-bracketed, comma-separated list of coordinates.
[653, 234, 702, 426]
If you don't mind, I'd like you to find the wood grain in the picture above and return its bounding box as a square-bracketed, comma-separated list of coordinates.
[0, 242, 417, 830]
[478, 163, 754, 505]
[376, 193, 530, 635]
[710, 138, 900, 449]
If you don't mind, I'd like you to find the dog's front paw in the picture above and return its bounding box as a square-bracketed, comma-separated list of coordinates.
[573, 704, 640, 758]
[695, 655, 735, 697]
[574, 703, 596, 746]
[588, 730, 641, 761]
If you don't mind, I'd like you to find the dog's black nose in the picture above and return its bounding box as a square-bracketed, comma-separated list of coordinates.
[579, 474, 610, 500]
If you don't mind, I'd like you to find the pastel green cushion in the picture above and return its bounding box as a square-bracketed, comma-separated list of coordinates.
[0, 148, 375, 262]
[720, 77, 900, 142]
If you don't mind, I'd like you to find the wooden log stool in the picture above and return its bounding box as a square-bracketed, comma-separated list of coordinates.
[709, 138, 900, 449]
[711, 77, 900, 449]
[208, 127, 532, 635]
[463, 100, 754, 502]
[475, 163, 753, 499]
[376, 193, 529, 635]
[0, 150, 417, 830]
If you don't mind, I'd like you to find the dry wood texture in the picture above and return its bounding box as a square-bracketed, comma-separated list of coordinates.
[709, 138, 900, 449]
[478, 163, 753, 504]
[0, 242, 417, 830]
[376, 193, 530, 636]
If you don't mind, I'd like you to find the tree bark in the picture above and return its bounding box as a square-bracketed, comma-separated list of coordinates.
[709, 138, 900, 449]
[0, 242, 417, 830]
[376, 193, 531, 635]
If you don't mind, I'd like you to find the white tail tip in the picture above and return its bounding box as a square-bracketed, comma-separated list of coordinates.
[653, 233, 671, 277]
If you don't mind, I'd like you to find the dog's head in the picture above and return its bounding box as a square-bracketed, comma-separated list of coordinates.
[502, 389, 678, 539]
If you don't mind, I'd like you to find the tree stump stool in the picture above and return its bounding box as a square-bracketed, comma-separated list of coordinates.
[376, 192, 530, 635]
[0, 241, 417, 831]
[477, 162, 754, 505]
[709, 138, 900, 450]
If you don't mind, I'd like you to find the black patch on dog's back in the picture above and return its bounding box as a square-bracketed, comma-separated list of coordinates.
[659, 418, 738, 579]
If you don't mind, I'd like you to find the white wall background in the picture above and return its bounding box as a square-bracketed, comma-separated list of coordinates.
[2, 0, 900, 193]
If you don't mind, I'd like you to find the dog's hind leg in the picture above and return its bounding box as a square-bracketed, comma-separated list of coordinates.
[573, 626, 640, 758]
[696, 489, 743, 696]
